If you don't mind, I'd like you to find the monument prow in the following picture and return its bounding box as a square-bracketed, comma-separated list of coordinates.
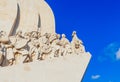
[0, 0, 91, 82]
[0, 53, 91, 82]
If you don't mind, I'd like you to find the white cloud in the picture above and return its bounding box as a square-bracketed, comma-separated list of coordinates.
[116, 48, 120, 60]
[98, 42, 120, 62]
[91, 75, 100, 80]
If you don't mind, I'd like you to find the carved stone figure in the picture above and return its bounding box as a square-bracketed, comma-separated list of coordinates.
[59, 34, 70, 56]
[50, 34, 61, 58]
[37, 31, 41, 39]
[60, 34, 70, 47]
[0, 52, 3, 65]
[9, 31, 29, 64]
[65, 44, 73, 55]
[0, 1, 91, 82]
[23, 32, 31, 41]
[71, 31, 85, 55]
[0, 31, 9, 44]
[6, 48, 14, 65]
[13, 47, 29, 64]
[72, 31, 83, 44]
[49, 33, 58, 44]
[39, 43, 52, 60]
[0, 30, 87, 66]
[31, 31, 38, 39]
[0, 32, 11, 66]
[28, 38, 40, 62]
[15, 31, 23, 38]
[0, 43, 9, 66]
[0, 43, 4, 65]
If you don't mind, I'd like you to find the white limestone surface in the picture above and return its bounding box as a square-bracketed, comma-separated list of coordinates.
[16, 0, 55, 35]
[16, 0, 38, 33]
[0, 52, 91, 82]
[34, 0, 55, 35]
[0, 0, 17, 36]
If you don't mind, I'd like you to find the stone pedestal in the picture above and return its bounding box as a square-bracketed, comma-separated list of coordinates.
[0, 52, 91, 82]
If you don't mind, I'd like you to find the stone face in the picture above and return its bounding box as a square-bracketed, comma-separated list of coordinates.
[0, 53, 91, 82]
[0, 0, 17, 36]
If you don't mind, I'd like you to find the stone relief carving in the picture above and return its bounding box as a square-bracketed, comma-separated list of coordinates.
[0, 0, 86, 67]
[0, 30, 85, 67]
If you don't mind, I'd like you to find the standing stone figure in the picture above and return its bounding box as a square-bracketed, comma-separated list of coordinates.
[5, 44, 14, 65]
[0, 29, 87, 67]
[12, 31, 29, 64]
[49, 34, 61, 58]
[59, 34, 70, 56]
[0, 43, 4, 66]
[28, 38, 40, 62]
[71, 31, 85, 55]
[40, 43, 52, 60]
[0, 31, 10, 66]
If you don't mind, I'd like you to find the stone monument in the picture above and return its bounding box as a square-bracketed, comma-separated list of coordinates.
[0, 0, 91, 82]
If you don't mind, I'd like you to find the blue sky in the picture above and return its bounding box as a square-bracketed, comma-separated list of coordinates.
[46, 0, 120, 82]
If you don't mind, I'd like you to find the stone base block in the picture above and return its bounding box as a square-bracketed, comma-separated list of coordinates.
[0, 52, 91, 82]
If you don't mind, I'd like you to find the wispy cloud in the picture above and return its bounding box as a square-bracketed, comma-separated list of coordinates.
[116, 48, 120, 60]
[98, 42, 120, 62]
[109, 81, 113, 82]
[91, 75, 100, 80]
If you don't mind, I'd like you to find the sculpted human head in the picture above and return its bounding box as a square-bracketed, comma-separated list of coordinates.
[62, 34, 66, 38]
[16, 30, 22, 36]
[57, 34, 60, 39]
[31, 31, 38, 38]
[0, 31, 6, 37]
[72, 31, 76, 37]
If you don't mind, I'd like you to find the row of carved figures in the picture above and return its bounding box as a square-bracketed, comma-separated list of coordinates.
[0, 30, 85, 67]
